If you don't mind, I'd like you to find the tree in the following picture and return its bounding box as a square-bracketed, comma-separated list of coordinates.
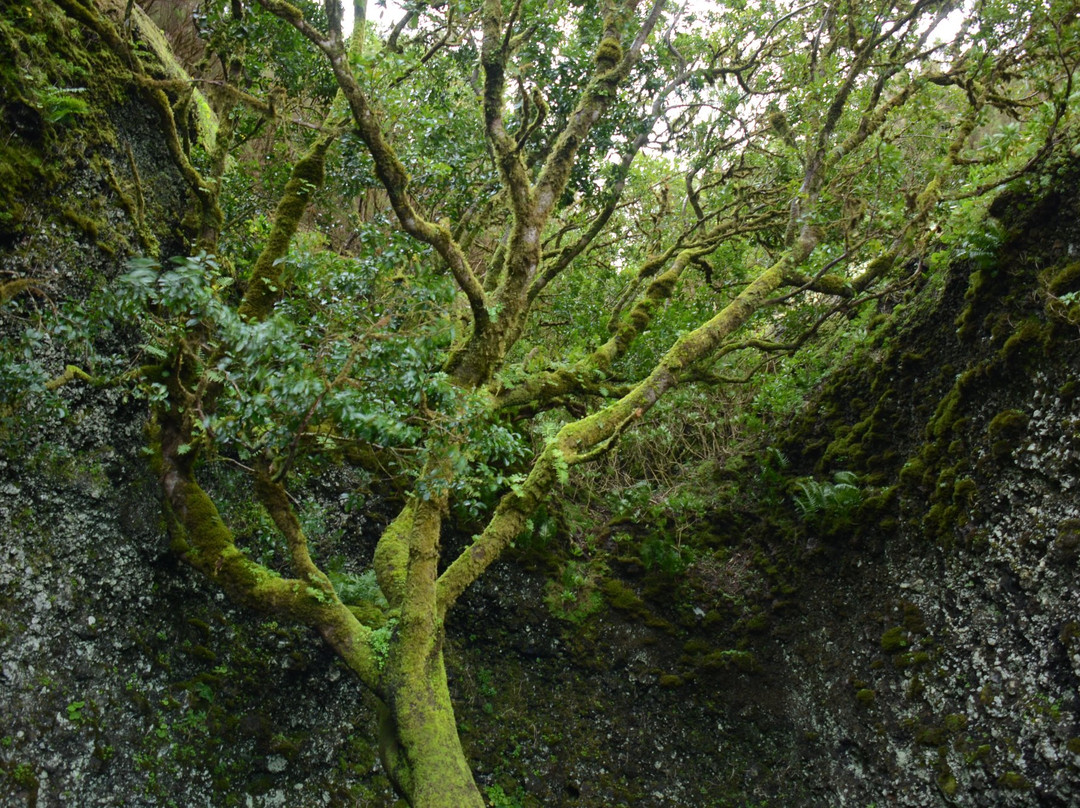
[12, 0, 1079, 804]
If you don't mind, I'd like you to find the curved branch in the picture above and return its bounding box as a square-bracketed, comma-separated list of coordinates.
[155, 418, 383, 692]
[440, 242, 813, 616]
[257, 0, 490, 334]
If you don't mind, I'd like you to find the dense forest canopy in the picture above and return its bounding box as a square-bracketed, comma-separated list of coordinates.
[2, 0, 1079, 804]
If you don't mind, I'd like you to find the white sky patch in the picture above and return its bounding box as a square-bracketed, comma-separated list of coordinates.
[343, 0, 405, 37]
[930, 5, 969, 44]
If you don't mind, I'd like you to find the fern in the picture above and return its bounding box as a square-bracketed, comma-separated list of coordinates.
[328, 568, 388, 609]
[794, 471, 863, 526]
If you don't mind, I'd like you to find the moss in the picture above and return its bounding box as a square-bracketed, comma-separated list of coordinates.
[859, 486, 898, 523]
[855, 688, 875, 705]
[600, 578, 651, 620]
[987, 408, 1028, 443]
[1046, 261, 1080, 296]
[237, 131, 334, 321]
[937, 770, 958, 796]
[682, 638, 711, 655]
[1066, 737, 1080, 755]
[899, 457, 926, 487]
[657, 674, 684, 688]
[700, 649, 756, 672]
[943, 713, 967, 732]
[742, 612, 769, 633]
[915, 725, 947, 746]
[952, 477, 977, 502]
[988, 407, 1028, 461]
[61, 205, 100, 240]
[881, 626, 908, 652]
[996, 771, 1030, 790]
[998, 319, 1049, 364]
[0, 1, 119, 239]
[901, 602, 926, 634]
[187, 617, 211, 637]
[594, 37, 623, 69]
[1050, 519, 1080, 560]
[923, 503, 961, 541]
[894, 651, 930, 669]
[928, 387, 964, 440]
[967, 744, 992, 763]
[186, 644, 218, 663]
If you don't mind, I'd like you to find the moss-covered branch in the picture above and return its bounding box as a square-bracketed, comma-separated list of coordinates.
[0, 278, 42, 305]
[153, 417, 383, 691]
[494, 247, 693, 412]
[256, 0, 490, 336]
[532, 0, 667, 222]
[498, 210, 778, 414]
[373, 500, 413, 611]
[254, 471, 328, 584]
[440, 243, 808, 615]
[237, 129, 338, 320]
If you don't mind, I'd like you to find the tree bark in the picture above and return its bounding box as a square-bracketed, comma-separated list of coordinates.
[381, 651, 485, 808]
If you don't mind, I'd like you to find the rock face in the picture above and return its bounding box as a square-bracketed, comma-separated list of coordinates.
[2, 3, 1079, 807]
[772, 163, 1080, 807]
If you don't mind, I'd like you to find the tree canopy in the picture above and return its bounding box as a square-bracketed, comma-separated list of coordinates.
[4, 0, 1079, 804]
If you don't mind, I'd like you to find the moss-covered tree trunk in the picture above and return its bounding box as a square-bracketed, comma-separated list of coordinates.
[380, 652, 484, 807]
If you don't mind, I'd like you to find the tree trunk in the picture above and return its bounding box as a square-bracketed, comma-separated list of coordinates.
[379, 651, 484, 808]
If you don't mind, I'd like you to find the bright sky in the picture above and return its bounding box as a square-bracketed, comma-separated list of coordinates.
[343, 0, 403, 36]
[345, 0, 971, 48]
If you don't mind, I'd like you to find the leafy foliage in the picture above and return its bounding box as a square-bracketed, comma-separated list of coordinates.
[793, 470, 863, 531]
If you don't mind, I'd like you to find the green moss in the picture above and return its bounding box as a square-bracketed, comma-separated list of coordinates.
[987, 408, 1028, 442]
[967, 744, 992, 763]
[594, 37, 623, 68]
[899, 457, 926, 487]
[855, 688, 875, 705]
[928, 387, 963, 440]
[988, 407, 1028, 461]
[915, 725, 947, 746]
[937, 770, 958, 796]
[996, 771, 1030, 790]
[907, 676, 925, 699]
[881, 626, 908, 652]
[9, 762, 37, 789]
[682, 638, 711, 655]
[901, 602, 926, 634]
[1061, 621, 1080, 650]
[1066, 737, 1080, 755]
[998, 319, 1049, 364]
[186, 644, 218, 663]
[942, 713, 967, 732]
[601, 578, 650, 619]
[700, 649, 756, 672]
[923, 503, 962, 541]
[895, 651, 931, 668]
[952, 477, 977, 501]
[742, 612, 769, 633]
[1046, 261, 1080, 296]
[61, 205, 100, 240]
[657, 674, 684, 688]
[1051, 519, 1080, 559]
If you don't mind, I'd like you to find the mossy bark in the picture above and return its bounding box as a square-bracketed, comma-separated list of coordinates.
[381, 651, 484, 807]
